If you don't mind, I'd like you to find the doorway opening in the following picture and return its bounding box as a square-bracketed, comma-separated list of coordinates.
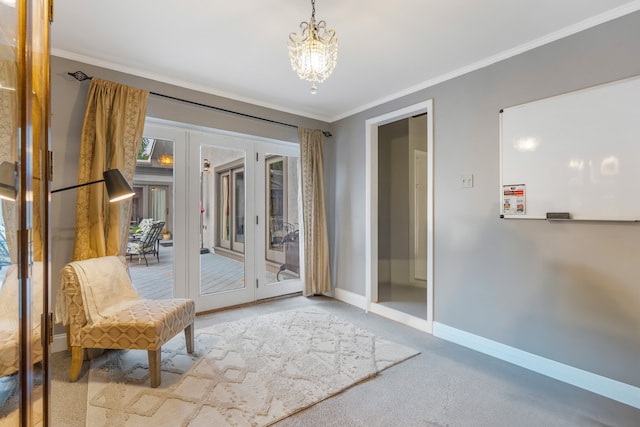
[365, 100, 433, 333]
[377, 114, 428, 318]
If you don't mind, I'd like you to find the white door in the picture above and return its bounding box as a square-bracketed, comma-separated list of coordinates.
[189, 131, 303, 312]
[255, 143, 303, 300]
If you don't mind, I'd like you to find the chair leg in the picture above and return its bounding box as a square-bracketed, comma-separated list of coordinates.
[148, 349, 161, 388]
[70, 346, 84, 382]
[185, 324, 194, 354]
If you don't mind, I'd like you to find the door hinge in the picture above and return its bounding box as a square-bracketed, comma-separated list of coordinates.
[48, 150, 54, 182]
[256, 279, 259, 288]
[49, 312, 53, 344]
[49, 0, 54, 23]
[256, 153, 259, 162]
[256, 215, 259, 225]
[42, 312, 53, 346]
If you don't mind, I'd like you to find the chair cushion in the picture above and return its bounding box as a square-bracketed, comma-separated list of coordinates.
[126, 241, 145, 255]
[79, 298, 195, 351]
[0, 263, 44, 377]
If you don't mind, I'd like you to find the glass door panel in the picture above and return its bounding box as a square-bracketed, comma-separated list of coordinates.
[266, 157, 285, 264]
[256, 148, 303, 300]
[0, 0, 50, 422]
[232, 169, 245, 252]
[189, 131, 254, 311]
[131, 129, 178, 300]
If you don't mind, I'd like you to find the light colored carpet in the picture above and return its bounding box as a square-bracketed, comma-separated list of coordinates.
[0, 367, 43, 426]
[85, 307, 419, 426]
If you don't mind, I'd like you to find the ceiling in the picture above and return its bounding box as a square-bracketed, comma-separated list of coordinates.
[51, 0, 640, 123]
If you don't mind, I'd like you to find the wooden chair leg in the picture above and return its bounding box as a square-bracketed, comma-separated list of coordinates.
[148, 349, 161, 388]
[185, 324, 194, 354]
[70, 346, 84, 382]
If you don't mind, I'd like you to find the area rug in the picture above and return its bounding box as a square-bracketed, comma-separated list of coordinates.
[86, 307, 419, 426]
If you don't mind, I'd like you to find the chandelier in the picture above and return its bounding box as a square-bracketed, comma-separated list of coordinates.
[288, 0, 338, 94]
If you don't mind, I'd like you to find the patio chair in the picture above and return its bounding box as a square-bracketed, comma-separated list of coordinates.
[127, 220, 164, 266]
[56, 255, 195, 388]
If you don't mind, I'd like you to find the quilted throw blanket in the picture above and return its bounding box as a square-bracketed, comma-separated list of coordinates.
[56, 256, 140, 325]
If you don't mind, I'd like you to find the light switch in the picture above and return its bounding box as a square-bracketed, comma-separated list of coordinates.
[460, 174, 473, 188]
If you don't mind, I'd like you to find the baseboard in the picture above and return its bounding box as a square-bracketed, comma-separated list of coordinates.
[332, 287, 367, 310]
[332, 289, 431, 333]
[52, 333, 68, 354]
[433, 322, 640, 409]
[369, 303, 431, 333]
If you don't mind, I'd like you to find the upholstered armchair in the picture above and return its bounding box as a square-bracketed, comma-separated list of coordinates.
[56, 256, 195, 387]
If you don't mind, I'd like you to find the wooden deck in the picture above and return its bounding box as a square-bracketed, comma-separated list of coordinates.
[127, 244, 297, 300]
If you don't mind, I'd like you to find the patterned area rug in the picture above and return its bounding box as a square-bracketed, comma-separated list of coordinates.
[86, 307, 419, 426]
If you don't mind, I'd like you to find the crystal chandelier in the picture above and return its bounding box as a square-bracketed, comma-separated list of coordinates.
[288, 0, 338, 94]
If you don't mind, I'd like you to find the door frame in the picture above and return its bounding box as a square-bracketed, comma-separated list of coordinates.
[365, 100, 434, 333]
[145, 118, 303, 312]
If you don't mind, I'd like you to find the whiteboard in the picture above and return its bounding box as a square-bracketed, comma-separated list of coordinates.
[500, 75, 640, 221]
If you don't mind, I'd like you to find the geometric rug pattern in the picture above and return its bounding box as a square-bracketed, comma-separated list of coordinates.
[86, 307, 419, 426]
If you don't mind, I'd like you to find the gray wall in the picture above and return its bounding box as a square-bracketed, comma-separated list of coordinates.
[50, 56, 330, 332]
[328, 12, 640, 387]
[378, 119, 410, 286]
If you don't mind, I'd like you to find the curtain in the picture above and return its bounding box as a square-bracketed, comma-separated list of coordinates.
[0, 54, 46, 264]
[150, 186, 167, 223]
[0, 57, 17, 264]
[299, 128, 330, 295]
[73, 78, 148, 260]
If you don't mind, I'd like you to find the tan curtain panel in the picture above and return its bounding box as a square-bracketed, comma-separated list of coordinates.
[0, 58, 18, 264]
[73, 78, 148, 261]
[299, 128, 331, 295]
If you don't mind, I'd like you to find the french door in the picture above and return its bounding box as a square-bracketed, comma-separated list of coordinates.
[188, 131, 303, 312]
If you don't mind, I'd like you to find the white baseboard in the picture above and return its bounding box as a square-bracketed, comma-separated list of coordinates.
[433, 322, 640, 409]
[52, 333, 68, 354]
[332, 288, 431, 333]
[332, 287, 367, 310]
[369, 303, 431, 333]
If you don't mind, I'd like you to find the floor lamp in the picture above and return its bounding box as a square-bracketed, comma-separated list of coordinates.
[52, 169, 135, 202]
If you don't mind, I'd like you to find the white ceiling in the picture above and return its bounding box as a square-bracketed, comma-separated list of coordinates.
[51, 0, 640, 122]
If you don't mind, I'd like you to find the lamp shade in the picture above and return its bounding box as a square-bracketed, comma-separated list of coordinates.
[103, 169, 135, 202]
[52, 168, 134, 203]
[0, 161, 17, 202]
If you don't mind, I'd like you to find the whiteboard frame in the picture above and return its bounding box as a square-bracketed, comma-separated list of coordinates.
[499, 75, 640, 221]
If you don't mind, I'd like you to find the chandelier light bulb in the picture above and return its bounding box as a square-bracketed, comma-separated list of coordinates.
[288, 0, 338, 94]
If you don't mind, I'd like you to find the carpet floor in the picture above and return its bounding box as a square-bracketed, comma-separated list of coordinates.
[84, 307, 418, 426]
[47, 295, 640, 427]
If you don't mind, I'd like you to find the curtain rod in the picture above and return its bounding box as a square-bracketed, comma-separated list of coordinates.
[67, 71, 332, 137]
